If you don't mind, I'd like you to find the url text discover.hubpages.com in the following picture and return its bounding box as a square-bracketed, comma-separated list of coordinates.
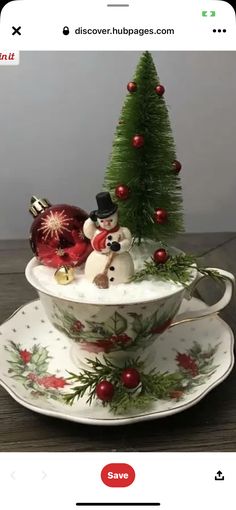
[75, 26, 175, 36]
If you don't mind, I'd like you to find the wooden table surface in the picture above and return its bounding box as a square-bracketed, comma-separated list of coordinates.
[0, 233, 236, 452]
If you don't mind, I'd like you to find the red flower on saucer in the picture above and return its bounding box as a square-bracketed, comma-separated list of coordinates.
[20, 349, 32, 364]
[176, 353, 198, 377]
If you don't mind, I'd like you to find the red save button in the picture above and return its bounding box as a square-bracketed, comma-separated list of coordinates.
[101, 463, 135, 487]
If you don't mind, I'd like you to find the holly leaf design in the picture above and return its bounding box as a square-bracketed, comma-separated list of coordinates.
[85, 321, 108, 337]
[148, 310, 159, 330]
[188, 342, 202, 358]
[6, 341, 68, 403]
[129, 313, 143, 334]
[6, 352, 21, 362]
[8, 365, 25, 376]
[37, 362, 50, 374]
[130, 314, 152, 339]
[104, 312, 127, 335]
[31, 346, 50, 365]
[11, 374, 26, 382]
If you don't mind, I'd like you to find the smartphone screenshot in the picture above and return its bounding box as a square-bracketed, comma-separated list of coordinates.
[0, 0, 235, 508]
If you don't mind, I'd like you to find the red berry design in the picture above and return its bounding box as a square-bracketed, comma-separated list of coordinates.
[72, 320, 85, 333]
[169, 390, 184, 399]
[27, 373, 67, 389]
[150, 318, 172, 334]
[176, 353, 199, 377]
[121, 368, 141, 389]
[96, 380, 114, 401]
[110, 333, 132, 345]
[38, 375, 68, 389]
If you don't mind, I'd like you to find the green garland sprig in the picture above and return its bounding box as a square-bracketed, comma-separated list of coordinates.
[63, 344, 218, 414]
[64, 357, 184, 413]
[131, 253, 226, 287]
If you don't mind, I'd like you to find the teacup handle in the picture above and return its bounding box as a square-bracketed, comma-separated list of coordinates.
[170, 268, 235, 327]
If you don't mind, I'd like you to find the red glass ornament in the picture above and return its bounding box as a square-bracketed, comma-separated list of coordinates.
[127, 81, 137, 93]
[155, 84, 165, 96]
[172, 160, 182, 173]
[154, 208, 168, 224]
[115, 184, 130, 200]
[153, 248, 169, 265]
[29, 197, 92, 268]
[132, 135, 144, 148]
[121, 368, 141, 389]
[96, 380, 114, 401]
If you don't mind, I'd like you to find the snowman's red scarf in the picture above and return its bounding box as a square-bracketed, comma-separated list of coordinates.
[92, 225, 120, 251]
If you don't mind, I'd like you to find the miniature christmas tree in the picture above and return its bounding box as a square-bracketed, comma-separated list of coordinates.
[104, 51, 184, 244]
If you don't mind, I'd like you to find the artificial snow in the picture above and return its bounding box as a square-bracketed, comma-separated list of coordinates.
[28, 242, 195, 305]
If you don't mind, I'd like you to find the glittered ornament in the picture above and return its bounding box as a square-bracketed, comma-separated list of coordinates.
[96, 380, 114, 402]
[121, 368, 141, 389]
[132, 134, 144, 148]
[54, 266, 75, 285]
[29, 196, 92, 268]
[155, 84, 165, 96]
[115, 184, 130, 200]
[127, 81, 137, 93]
[153, 248, 169, 265]
[154, 208, 168, 224]
[172, 160, 182, 173]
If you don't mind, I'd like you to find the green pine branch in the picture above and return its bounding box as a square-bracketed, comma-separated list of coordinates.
[130, 253, 226, 287]
[64, 357, 186, 413]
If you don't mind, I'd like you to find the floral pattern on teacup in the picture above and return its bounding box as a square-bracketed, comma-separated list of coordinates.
[51, 303, 180, 353]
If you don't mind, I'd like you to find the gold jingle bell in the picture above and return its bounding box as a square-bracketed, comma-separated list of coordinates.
[54, 266, 75, 285]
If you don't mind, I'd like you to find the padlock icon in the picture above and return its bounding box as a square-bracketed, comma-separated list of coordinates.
[63, 26, 70, 36]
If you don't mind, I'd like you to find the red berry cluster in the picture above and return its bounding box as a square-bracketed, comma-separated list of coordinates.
[95, 368, 141, 402]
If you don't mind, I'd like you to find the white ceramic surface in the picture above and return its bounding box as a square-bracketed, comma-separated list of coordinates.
[0, 298, 234, 426]
[25, 257, 234, 366]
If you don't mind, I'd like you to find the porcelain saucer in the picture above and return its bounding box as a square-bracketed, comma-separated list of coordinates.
[0, 298, 234, 426]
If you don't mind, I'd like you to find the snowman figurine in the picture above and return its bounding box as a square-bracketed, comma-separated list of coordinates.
[83, 192, 134, 286]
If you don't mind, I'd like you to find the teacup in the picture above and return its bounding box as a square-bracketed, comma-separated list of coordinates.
[25, 254, 234, 368]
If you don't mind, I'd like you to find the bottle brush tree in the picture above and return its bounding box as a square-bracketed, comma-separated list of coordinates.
[103, 51, 184, 244]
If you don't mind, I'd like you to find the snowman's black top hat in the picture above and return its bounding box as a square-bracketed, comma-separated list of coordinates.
[95, 192, 118, 219]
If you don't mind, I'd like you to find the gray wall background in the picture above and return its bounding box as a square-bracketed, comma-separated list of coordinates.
[0, 51, 235, 239]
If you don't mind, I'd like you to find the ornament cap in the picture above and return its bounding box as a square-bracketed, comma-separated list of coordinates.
[29, 196, 52, 217]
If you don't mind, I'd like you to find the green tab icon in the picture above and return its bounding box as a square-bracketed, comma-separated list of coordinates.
[202, 10, 216, 17]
